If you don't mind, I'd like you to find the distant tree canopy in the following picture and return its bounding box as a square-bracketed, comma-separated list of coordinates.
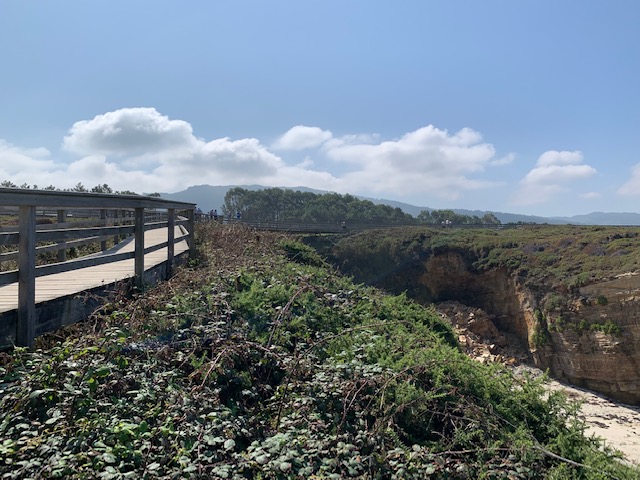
[417, 209, 501, 225]
[222, 187, 417, 225]
[0, 181, 141, 196]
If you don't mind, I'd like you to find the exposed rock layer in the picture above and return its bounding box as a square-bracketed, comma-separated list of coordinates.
[377, 251, 640, 404]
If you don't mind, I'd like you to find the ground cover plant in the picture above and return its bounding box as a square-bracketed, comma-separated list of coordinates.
[1, 223, 638, 478]
[329, 224, 640, 292]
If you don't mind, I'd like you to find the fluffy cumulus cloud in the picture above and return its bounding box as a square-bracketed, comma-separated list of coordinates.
[1, 108, 512, 203]
[323, 125, 502, 199]
[512, 150, 596, 205]
[63, 108, 197, 157]
[271, 125, 333, 151]
[55, 107, 301, 192]
[0, 140, 63, 187]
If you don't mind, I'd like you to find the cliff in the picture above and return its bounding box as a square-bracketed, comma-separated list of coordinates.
[412, 252, 640, 404]
[325, 226, 640, 405]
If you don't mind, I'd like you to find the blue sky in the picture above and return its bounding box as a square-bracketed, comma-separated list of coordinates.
[1, 1, 639, 217]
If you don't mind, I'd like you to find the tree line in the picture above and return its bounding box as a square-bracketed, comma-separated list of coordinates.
[222, 187, 501, 225]
[1, 181, 503, 225]
[0, 181, 159, 197]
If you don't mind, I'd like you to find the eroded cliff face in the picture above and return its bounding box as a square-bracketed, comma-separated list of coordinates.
[381, 251, 640, 405]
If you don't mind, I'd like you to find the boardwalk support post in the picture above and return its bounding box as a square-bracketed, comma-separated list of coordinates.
[100, 209, 107, 252]
[187, 208, 195, 258]
[134, 207, 145, 289]
[17, 205, 36, 348]
[57, 209, 66, 262]
[167, 208, 175, 279]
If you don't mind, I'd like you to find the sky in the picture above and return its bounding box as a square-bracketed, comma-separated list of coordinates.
[1, 1, 640, 217]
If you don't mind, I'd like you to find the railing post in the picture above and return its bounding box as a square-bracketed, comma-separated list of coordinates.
[17, 205, 36, 348]
[57, 209, 66, 262]
[100, 209, 107, 252]
[121, 210, 128, 240]
[167, 208, 175, 279]
[113, 209, 120, 244]
[187, 208, 195, 258]
[134, 207, 145, 289]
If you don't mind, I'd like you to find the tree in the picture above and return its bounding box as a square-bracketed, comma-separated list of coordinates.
[91, 184, 113, 194]
[1, 180, 17, 188]
[481, 213, 501, 225]
[72, 182, 87, 192]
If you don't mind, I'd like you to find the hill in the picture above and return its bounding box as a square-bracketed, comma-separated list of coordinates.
[0, 223, 637, 478]
[160, 184, 640, 225]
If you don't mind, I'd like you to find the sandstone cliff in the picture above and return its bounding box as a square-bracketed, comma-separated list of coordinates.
[361, 250, 640, 404]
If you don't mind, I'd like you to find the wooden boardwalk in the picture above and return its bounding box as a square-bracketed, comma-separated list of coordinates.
[0, 226, 189, 314]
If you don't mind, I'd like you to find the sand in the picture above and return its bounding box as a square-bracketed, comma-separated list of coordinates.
[546, 379, 640, 465]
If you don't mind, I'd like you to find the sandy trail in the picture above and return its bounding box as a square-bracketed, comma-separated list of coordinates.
[546, 379, 640, 465]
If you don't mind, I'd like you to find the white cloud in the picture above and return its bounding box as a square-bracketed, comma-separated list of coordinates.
[536, 150, 584, 167]
[1, 110, 511, 205]
[63, 107, 197, 157]
[323, 125, 503, 199]
[58, 108, 293, 191]
[0, 140, 64, 187]
[617, 164, 640, 196]
[271, 125, 332, 150]
[580, 191, 601, 199]
[512, 150, 596, 205]
[0, 140, 54, 173]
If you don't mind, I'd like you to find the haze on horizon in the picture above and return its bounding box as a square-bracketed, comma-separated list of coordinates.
[1, 1, 640, 218]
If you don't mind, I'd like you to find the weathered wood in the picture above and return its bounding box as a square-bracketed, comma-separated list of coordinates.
[0, 271, 18, 286]
[17, 206, 36, 348]
[0, 235, 113, 262]
[167, 208, 175, 279]
[134, 208, 145, 289]
[35, 225, 135, 243]
[57, 210, 66, 262]
[0, 227, 189, 310]
[113, 209, 120, 244]
[0, 233, 18, 246]
[0, 188, 195, 210]
[0, 190, 195, 348]
[100, 209, 107, 252]
[188, 209, 195, 258]
[36, 250, 136, 277]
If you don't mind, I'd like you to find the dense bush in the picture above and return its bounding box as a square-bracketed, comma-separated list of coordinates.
[0, 223, 637, 478]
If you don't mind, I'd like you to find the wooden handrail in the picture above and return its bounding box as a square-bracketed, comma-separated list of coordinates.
[0, 188, 196, 348]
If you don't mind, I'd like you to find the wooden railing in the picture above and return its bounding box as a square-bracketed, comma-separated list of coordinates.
[0, 188, 196, 348]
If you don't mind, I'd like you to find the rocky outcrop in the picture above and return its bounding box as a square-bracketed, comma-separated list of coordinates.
[381, 251, 640, 405]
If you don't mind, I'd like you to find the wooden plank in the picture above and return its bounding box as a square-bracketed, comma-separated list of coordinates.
[0, 188, 195, 210]
[167, 208, 175, 279]
[0, 227, 189, 314]
[57, 209, 66, 262]
[36, 225, 135, 243]
[134, 208, 144, 289]
[17, 206, 36, 348]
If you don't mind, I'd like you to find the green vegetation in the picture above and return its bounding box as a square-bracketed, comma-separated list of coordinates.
[417, 209, 501, 225]
[329, 224, 640, 292]
[222, 187, 416, 224]
[0, 223, 638, 478]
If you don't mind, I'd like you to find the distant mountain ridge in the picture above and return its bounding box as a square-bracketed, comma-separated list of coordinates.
[158, 184, 640, 226]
